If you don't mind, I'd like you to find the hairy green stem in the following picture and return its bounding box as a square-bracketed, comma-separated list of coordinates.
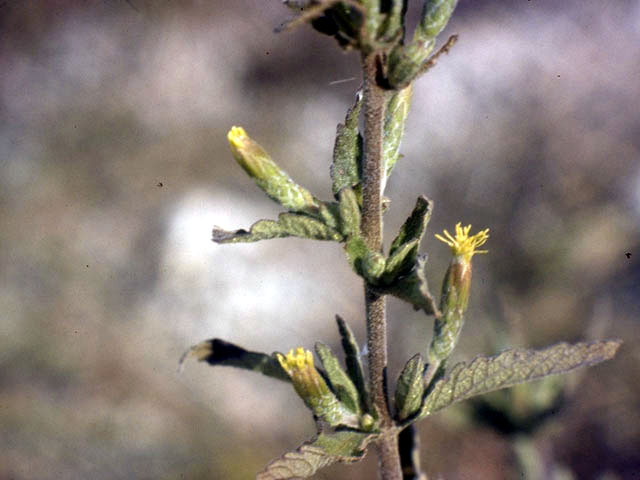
[362, 52, 402, 480]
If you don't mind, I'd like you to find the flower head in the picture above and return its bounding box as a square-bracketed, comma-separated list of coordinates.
[276, 347, 330, 400]
[435, 223, 489, 261]
[276, 347, 358, 427]
[429, 223, 489, 364]
[227, 126, 268, 176]
[226, 126, 318, 213]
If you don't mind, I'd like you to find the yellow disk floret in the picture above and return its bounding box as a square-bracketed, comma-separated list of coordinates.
[276, 347, 332, 406]
[227, 126, 249, 149]
[276, 347, 314, 375]
[435, 223, 489, 261]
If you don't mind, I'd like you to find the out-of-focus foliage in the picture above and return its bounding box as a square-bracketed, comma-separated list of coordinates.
[1, 1, 639, 479]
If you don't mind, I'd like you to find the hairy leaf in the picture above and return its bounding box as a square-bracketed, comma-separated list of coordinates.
[362, 250, 386, 282]
[315, 342, 361, 415]
[180, 338, 289, 382]
[395, 354, 426, 421]
[389, 196, 433, 256]
[387, 40, 436, 89]
[382, 85, 413, 187]
[212, 213, 343, 243]
[375, 255, 439, 316]
[344, 234, 369, 274]
[383, 196, 432, 283]
[336, 315, 371, 414]
[317, 201, 341, 231]
[331, 90, 363, 197]
[338, 188, 387, 282]
[361, 0, 382, 45]
[417, 0, 459, 41]
[257, 431, 375, 480]
[379, 0, 407, 42]
[419, 340, 622, 419]
[344, 235, 386, 283]
[337, 187, 361, 237]
[383, 239, 419, 284]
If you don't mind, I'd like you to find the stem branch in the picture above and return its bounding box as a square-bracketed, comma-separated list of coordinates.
[361, 52, 402, 480]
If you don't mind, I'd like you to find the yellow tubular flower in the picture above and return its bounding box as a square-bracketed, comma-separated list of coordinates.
[276, 347, 331, 404]
[227, 126, 249, 150]
[435, 223, 489, 261]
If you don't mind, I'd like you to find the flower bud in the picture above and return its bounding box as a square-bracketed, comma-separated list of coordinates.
[227, 127, 319, 213]
[360, 413, 376, 431]
[429, 223, 489, 364]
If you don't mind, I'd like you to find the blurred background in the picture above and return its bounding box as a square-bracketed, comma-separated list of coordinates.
[1, 0, 639, 478]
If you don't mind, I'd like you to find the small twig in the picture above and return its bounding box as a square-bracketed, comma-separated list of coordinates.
[275, 0, 364, 33]
[417, 34, 458, 77]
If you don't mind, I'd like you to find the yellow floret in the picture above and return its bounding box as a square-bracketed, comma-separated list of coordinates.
[227, 126, 249, 149]
[277, 347, 314, 374]
[435, 223, 489, 261]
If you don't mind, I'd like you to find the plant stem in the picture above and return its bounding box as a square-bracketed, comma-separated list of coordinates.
[361, 52, 402, 480]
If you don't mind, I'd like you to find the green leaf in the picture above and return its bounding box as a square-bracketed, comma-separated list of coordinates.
[344, 234, 368, 274]
[317, 201, 341, 231]
[387, 0, 458, 88]
[379, 0, 407, 42]
[387, 40, 436, 89]
[337, 187, 387, 283]
[375, 255, 439, 316]
[417, 0, 459, 41]
[344, 235, 386, 283]
[382, 85, 413, 186]
[315, 342, 361, 416]
[383, 239, 418, 283]
[361, 0, 383, 46]
[383, 196, 433, 283]
[335, 315, 371, 414]
[362, 250, 386, 282]
[180, 338, 290, 382]
[419, 340, 622, 420]
[389, 196, 433, 256]
[331, 91, 363, 197]
[337, 187, 361, 237]
[395, 354, 426, 421]
[257, 431, 375, 480]
[212, 212, 344, 244]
